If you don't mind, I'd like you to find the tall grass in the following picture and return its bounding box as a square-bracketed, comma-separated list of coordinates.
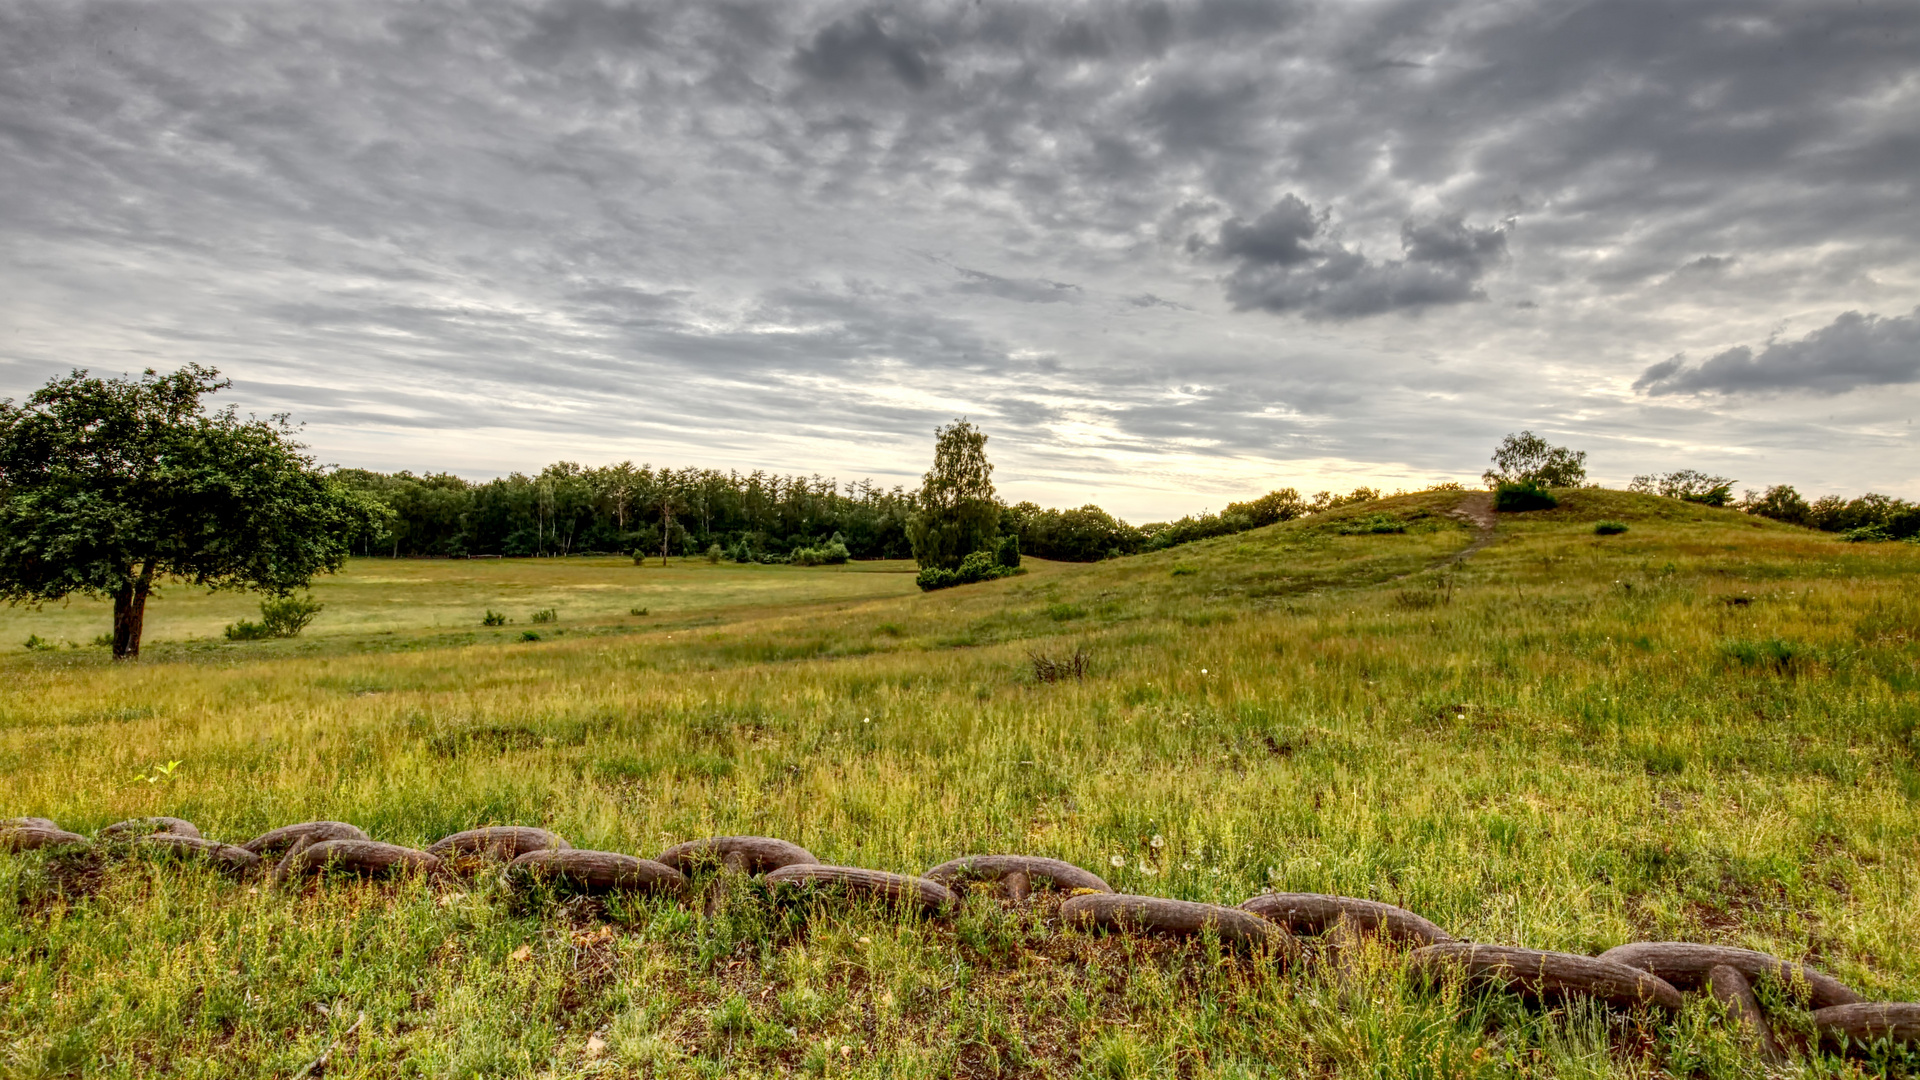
[1, 489, 1915, 1076]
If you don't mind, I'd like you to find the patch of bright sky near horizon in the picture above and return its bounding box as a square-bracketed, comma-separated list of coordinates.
[1, 0, 1916, 521]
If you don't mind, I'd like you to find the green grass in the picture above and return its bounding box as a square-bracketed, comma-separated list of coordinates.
[2, 489, 1917, 1077]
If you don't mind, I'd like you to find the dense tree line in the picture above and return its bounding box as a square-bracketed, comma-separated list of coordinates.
[332, 465, 918, 560]
[333, 459, 1400, 565]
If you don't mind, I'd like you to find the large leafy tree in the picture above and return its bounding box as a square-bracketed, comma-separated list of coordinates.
[906, 419, 1001, 570]
[1482, 430, 1589, 489]
[0, 365, 388, 658]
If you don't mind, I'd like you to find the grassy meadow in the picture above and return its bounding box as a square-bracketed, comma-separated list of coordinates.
[2, 489, 1918, 1078]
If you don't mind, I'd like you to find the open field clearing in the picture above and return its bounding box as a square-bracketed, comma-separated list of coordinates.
[3, 490, 1918, 1077]
[0, 556, 927, 658]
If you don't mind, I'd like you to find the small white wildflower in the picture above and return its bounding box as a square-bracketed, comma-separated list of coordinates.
[1109, 855, 1125, 868]
[1138, 864, 1157, 877]
[1150, 834, 1165, 848]
[863, 717, 870, 723]
[1200, 668, 1208, 674]
[1182, 862, 1194, 871]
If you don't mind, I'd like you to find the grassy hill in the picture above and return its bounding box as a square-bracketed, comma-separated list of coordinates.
[2, 489, 1916, 1077]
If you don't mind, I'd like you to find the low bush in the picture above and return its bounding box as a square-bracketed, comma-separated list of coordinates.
[23, 634, 54, 651]
[225, 593, 324, 641]
[1335, 512, 1406, 535]
[1844, 525, 1891, 543]
[1494, 481, 1559, 512]
[530, 609, 557, 623]
[482, 610, 507, 626]
[1030, 646, 1091, 683]
[917, 550, 1026, 591]
[629, 606, 649, 616]
[519, 630, 541, 642]
[789, 540, 850, 566]
[1594, 521, 1629, 536]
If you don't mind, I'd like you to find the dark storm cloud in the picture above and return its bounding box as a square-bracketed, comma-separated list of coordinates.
[2, 0, 1918, 506]
[1202, 196, 1507, 319]
[1635, 308, 1920, 396]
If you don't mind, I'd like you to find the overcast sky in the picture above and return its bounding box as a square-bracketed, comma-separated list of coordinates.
[3, 0, 1916, 519]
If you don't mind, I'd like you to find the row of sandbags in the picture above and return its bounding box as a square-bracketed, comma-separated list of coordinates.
[5, 816, 1915, 1056]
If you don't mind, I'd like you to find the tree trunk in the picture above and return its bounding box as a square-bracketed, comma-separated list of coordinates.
[111, 562, 153, 660]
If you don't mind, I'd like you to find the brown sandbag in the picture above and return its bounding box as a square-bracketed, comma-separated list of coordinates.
[275, 839, 440, 881]
[0, 826, 91, 851]
[99, 817, 201, 841]
[1240, 893, 1453, 946]
[656, 836, 817, 875]
[1704, 964, 1785, 1062]
[1, 817, 60, 832]
[428, 826, 569, 862]
[1060, 893, 1289, 950]
[508, 849, 685, 895]
[1411, 944, 1684, 1011]
[1812, 1002, 1920, 1050]
[241, 821, 368, 855]
[137, 833, 262, 872]
[764, 864, 954, 914]
[923, 855, 1112, 894]
[1598, 941, 1862, 1009]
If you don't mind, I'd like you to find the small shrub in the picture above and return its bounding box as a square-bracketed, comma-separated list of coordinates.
[260, 593, 324, 637]
[1030, 647, 1091, 683]
[916, 550, 1025, 591]
[1720, 638, 1804, 672]
[789, 540, 850, 566]
[224, 593, 324, 641]
[1494, 480, 1559, 512]
[1335, 512, 1406, 535]
[1844, 525, 1891, 543]
[91, 633, 114, 647]
[995, 534, 1021, 568]
[629, 606, 649, 616]
[23, 634, 55, 651]
[705, 543, 723, 563]
[530, 609, 557, 624]
[1043, 603, 1086, 621]
[1393, 588, 1441, 610]
[1594, 520, 1629, 536]
[1170, 565, 1197, 577]
[482, 610, 507, 626]
[519, 630, 542, 642]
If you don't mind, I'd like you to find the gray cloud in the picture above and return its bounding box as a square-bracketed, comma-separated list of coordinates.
[1203, 197, 1507, 319]
[1, 0, 1918, 512]
[1636, 308, 1920, 396]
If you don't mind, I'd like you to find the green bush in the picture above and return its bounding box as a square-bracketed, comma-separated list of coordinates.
[916, 549, 1026, 591]
[225, 593, 323, 641]
[995, 534, 1021, 568]
[519, 630, 541, 642]
[1844, 525, 1891, 543]
[705, 543, 723, 563]
[1335, 512, 1406, 535]
[23, 634, 54, 651]
[1494, 481, 1559, 512]
[482, 610, 507, 626]
[789, 540, 850, 566]
[530, 608, 557, 623]
[1594, 521, 1629, 536]
[629, 606, 649, 616]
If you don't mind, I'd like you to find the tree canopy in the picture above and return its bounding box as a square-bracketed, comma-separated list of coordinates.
[0, 365, 386, 658]
[1482, 431, 1588, 489]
